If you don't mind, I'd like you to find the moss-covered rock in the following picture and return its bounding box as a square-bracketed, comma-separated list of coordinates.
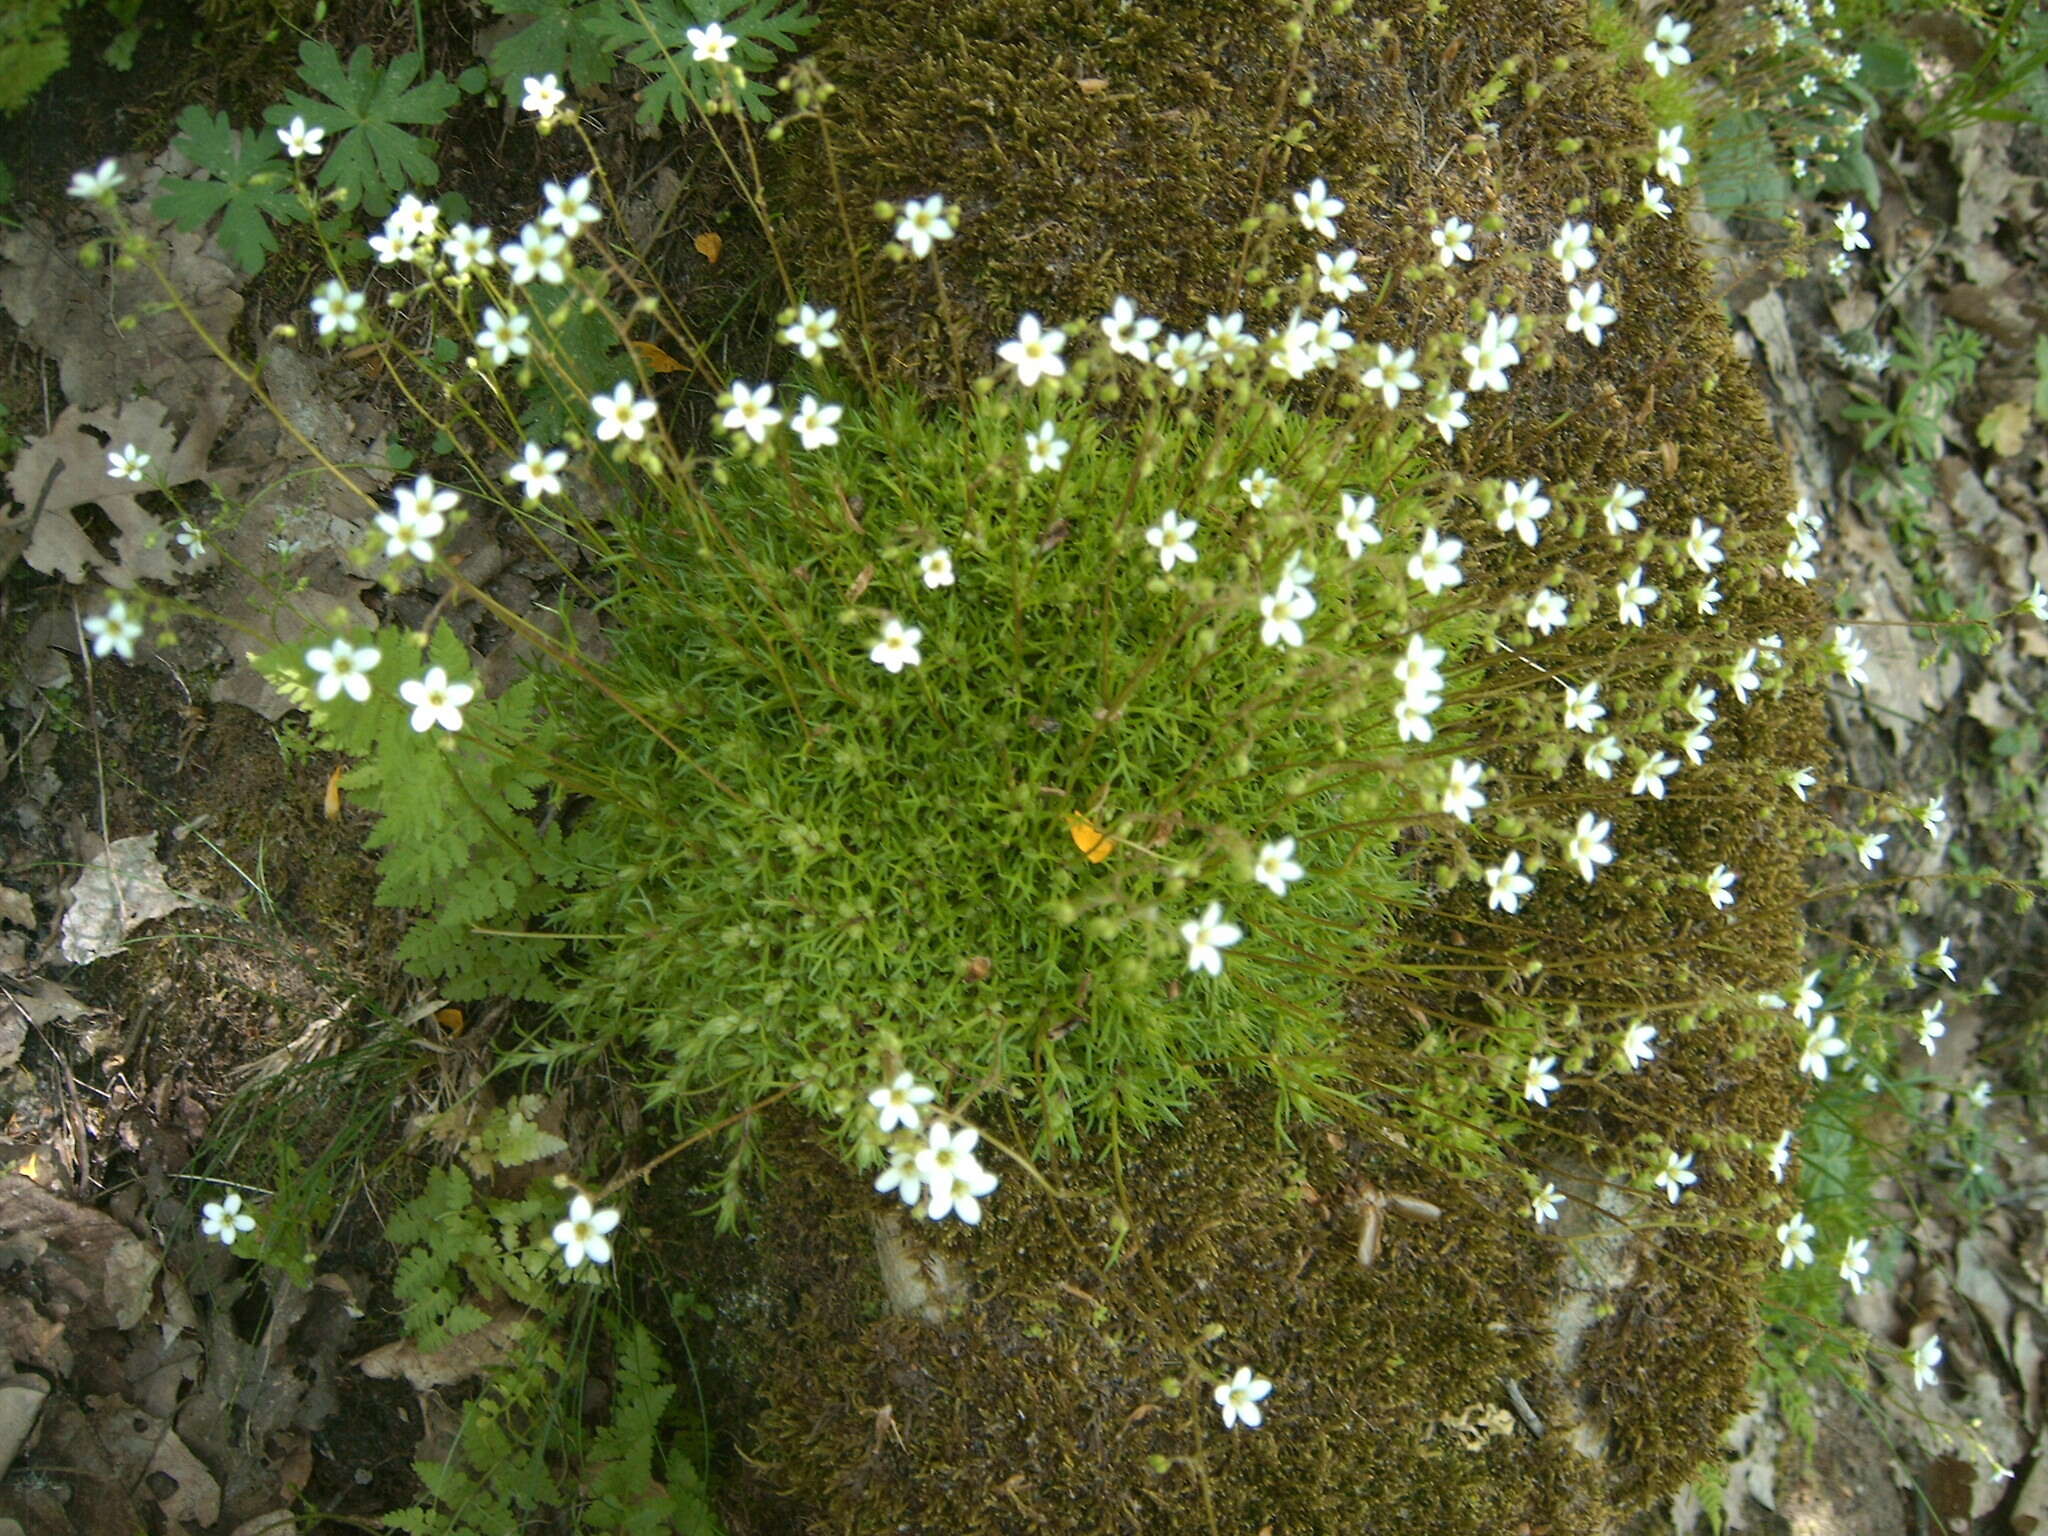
[707, 0, 1833, 1526]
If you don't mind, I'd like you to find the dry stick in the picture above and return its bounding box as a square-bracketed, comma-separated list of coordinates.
[596, 1083, 797, 1201]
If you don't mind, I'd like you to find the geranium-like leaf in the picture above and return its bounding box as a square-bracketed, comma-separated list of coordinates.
[264, 42, 460, 216]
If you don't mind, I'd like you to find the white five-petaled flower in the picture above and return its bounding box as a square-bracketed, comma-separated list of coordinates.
[1551, 220, 1597, 281]
[868, 1071, 936, 1133]
[1684, 518, 1725, 573]
[1530, 1182, 1563, 1226]
[1181, 901, 1242, 976]
[1145, 509, 1198, 572]
[1584, 735, 1624, 779]
[1839, 1236, 1872, 1295]
[507, 442, 568, 501]
[1619, 1020, 1659, 1070]
[915, 1121, 1000, 1225]
[1258, 578, 1316, 649]
[1566, 812, 1613, 882]
[1918, 1000, 1946, 1055]
[442, 222, 495, 275]
[1494, 478, 1550, 547]
[1916, 794, 1947, 834]
[870, 618, 923, 673]
[1293, 177, 1344, 239]
[83, 597, 144, 660]
[1214, 1367, 1272, 1430]
[1655, 125, 1690, 185]
[1525, 588, 1569, 635]
[1462, 311, 1521, 393]
[1704, 864, 1737, 909]
[918, 547, 955, 589]
[894, 194, 954, 258]
[1025, 420, 1070, 475]
[200, 1190, 257, 1246]
[687, 21, 736, 62]
[277, 116, 326, 160]
[399, 667, 475, 733]
[1630, 751, 1679, 799]
[1851, 830, 1888, 869]
[540, 174, 601, 239]
[1927, 935, 1958, 982]
[553, 1193, 621, 1269]
[1240, 467, 1279, 508]
[522, 74, 568, 122]
[1641, 180, 1673, 218]
[1776, 1211, 1816, 1269]
[107, 444, 151, 483]
[791, 395, 843, 450]
[1484, 852, 1535, 914]
[1316, 248, 1366, 300]
[592, 380, 659, 443]
[1829, 625, 1869, 690]
[1834, 202, 1871, 253]
[1614, 566, 1659, 626]
[1768, 1130, 1793, 1183]
[1334, 492, 1381, 559]
[1360, 342, 1419, 410]
[476, 305, 532, 367]
[310, 280, 365, 337]
[1791, 969, 1824, 1026]
[1561, 681, 1605, 734]
[1441, 759, 1486, 824]
[176, 522, 208, 559]
[1601, 481, 1645, 535]
[1565, 283, 1617, 347]
[1095, 295, 1158, 362]
[1909, 1333, 1942, 1391]
[1407, 527, 1464, 595]
[1252, 838, 1304, 898]
[1524, 1054, 1562, 1107]
[1393, 632, 1445, 705]
[501, 223, 569, 286]
[1644, 14, 1692, 77]
[2020, 581, 2048, 622]
[1424, 388, 1469, 444]
[782, 303, 841, 359]
[1430, 216, 1474, 266]
[68, 158, 126, 201]
[306, 636, 381, 704]
[1799, 1015, 1848, 1080]
[999, 314, 1067, 388]
[712, 382, 774, 444]
[1653, 1148, 1698, 1204]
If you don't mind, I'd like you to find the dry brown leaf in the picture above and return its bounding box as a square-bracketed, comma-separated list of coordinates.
[59, 833, 195, 965]
[693, 231, 722, 263]
[629, 339, 687, 374]
[355, 1310, 527, 1390]
[0, 1175, 158, 1331]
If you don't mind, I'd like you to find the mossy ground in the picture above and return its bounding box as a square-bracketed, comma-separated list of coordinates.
[689, 0, 1834, 1528]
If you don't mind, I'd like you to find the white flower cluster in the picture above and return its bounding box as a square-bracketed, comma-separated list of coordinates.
[870, 1073, 1000, 1225]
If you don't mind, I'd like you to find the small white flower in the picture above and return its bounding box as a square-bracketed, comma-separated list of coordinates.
[1800, 1015, 1848, 1080]
[1359, 342, 1419, 410]
[1441, 759, 1486, 824]
[1551, 220, 1597, 281]
[868, 1072, 936, 1133]
[1258, 579, 1316, 649]
[1484, 852, 1535, 914]
[914, 1122, 1000, 1225]
[1655, 125, 1690, 185]
[1293, 177, 1344, 239]
[1566, 812, 1613, 882]
[502, 223, 569, 286]
[310, 280, 365, 338]
[1494, 477, 1550, 548]
[874, 1145, 923, 1208]
[1430, 216, 1475, 267]
[507, 443, 569, 501]
[999, 314, 1067, 388]
[918, 547, 956, 589]
[1967, 1080, 1993, 1110]
[1423, 388, 1469, 444]
[1792, 970, 1825, 1027]
[1583, 735, 1624, 780]
[1181, 901, 1242, 976]
[719, 382, 782, 444]
[442, 222, 495, 275]
[1316, 248, 1366, 300]
[539, 174, 601, 239]
[1213, 1367, 1273, 1430]
[1776, 1211, 1816, 1269]
[1909, 1333, 1942, 1391]
[1916, 794, 1947, 835]
[687, 21, 736, 62]
[870, 618, 923, 673]
[399, 667, 475, 733]
[175, 522, 208, 559]
[1695, 578, 1723, 616]
[1393, 696, 1436, 744]
[2019, 581, 2048, 621]
[1525, 588, 1569, 635]
[1630, 751, 1678, 799]
[1239, 467, 1279, 508]
[1829, 626, 1870, 690]
[1834, 202, 1871, 253]
[1252, 837, 1305, 897]
[791, 395, 843, 450]
[1334, 492, 1381, 559]
[1145, 510, 1199, 572]
[199, 1190, 257, 1246]
[1641, 180, 1673, 218]
[1530, 1182, 1563, 1226]
[1839, 1236, 1872, 1295]
[277, 116, 326, 160]
[1927, 935, 1958, 982]
[1564, 283, 1617, 347]
[552, 1193, 621, 1269]
[107, 444, 151, 483]
[1728, 648, 1762, 705]
[1851, 830, 1888, 869]
[1768, 1130, 1793, 1183]
[1462, 310, 1521, 394]
[1100, 296, 1160, 360]
[1561, 681, 1605, 735]
[476, 305, 532, 367]
[1653, 1148, 1698, 1204]
[1407, 527, 1464, 595]
[895, 195, 955, 258]
[522, 74, 568, 121]
[68, 158, 127, 201]
[1644, 15, 1693, 77]
[1682, 518, 1725, 574]
[83, 597, 144, 660]
[1524, 1054, 1562, 1107]
[1917, 1000, 1945, 1055]
[1614, 566, 1659, 627]
[1601, 481, 1645, 535]
[1704, 864, 1737, 909]
[306, 636, 381, 704]
[1025, 420, 1070, 475]
[781, 303, 841, 359]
